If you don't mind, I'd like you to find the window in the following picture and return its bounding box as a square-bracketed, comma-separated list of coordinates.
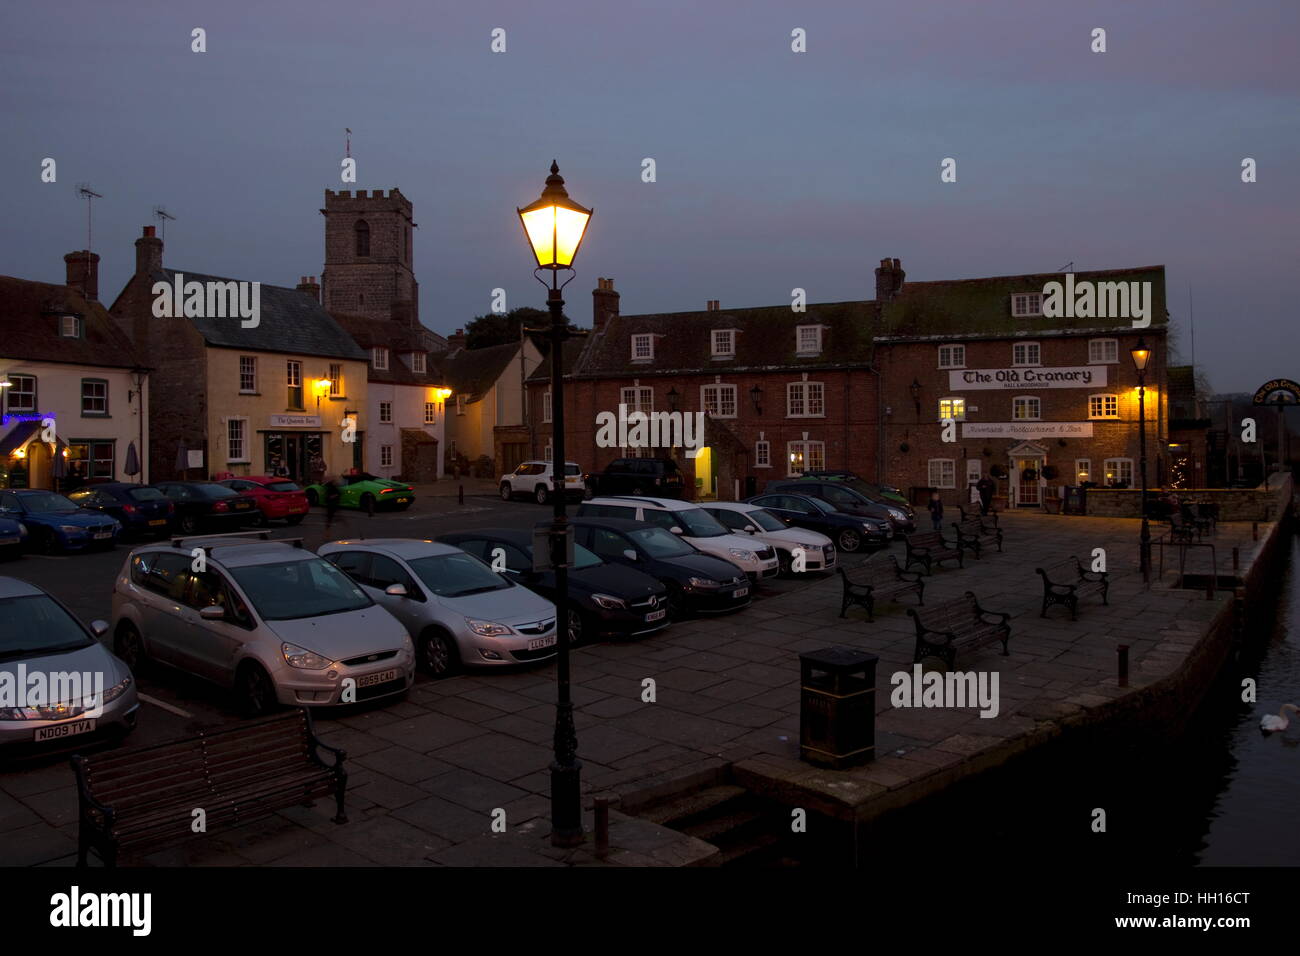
[455, 394, 465, 415]
[1011, 293, 1042, 317]
[786, 381, 825, 417]
[1012, 342, 1041, 366]
[938, 345, 966, 369]
[701, 384, 737, 418]
[328, 364, 342, 397]
[286, 361, 303, 409]
[620, 386, 653, 415]
[380, 445, 393, 468]
[424, 402, 436, 424]
[938, 397, 966, 421]
[372, 347, 389, 370]
[1012, 396, 1040, 420]
[1088, 394, 1119, 419]
[711, 329, 735, 358]
[60, 315, 82, 338]
[355, 219, 370, 257]
[80, 379, 108, 416]
[239, 356, 257, 393]
[410, 352, 426, 374]
[755, 440, 771, 468]
[1103, 458, 1134, 488]
[631, 334, 654, 361]
[228, 418, 248, 462]
[1088, 339, 1119, 364]
[966, 459, 982, 484]
[67, 440, 115, 480]
[543, 443, 552, 462]
[1075, 459, 1092, 483]
[786, 440, 825, 476]
[796, 325, 822, 355]
[379, 401, 392, 424]
[5, 374, 36, 412]
[928, 459, 956, 489]
[542, 390, 552, 423]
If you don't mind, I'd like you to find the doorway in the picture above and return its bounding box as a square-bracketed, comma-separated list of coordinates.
[265, 432, 325, 482]
[694, 446, 713, 499]
[1015, 456, 1042, 506]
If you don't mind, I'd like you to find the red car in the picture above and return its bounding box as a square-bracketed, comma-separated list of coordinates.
[218, 476, 310, 527]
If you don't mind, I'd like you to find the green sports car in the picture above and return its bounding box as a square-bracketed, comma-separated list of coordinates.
[303, 473, 415, 511]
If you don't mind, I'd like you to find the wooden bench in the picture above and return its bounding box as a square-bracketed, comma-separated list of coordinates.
[906, 592, 1011, 669]
[903, 530, 965, 575]
[1182, 502, 1217, 536]
[1167, 511, 1200, 544]
[838, 556, 925, 621]
[958, 505, 998, 528]
[71, 709, 348, 867]
[951, 516, 1003, 558]
[1035, 557, 1109, 619]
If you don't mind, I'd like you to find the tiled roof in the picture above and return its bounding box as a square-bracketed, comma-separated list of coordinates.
[0, 276, 143, 368]
[329, 312, 447, 386]
[432, 342, 522, 401]
[526, 337, 587, 384]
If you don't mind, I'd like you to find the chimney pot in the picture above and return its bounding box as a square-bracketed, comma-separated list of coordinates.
[64, 250, 100, 301]
[135, 226, 163, 276]
[593, 277, 620, 333]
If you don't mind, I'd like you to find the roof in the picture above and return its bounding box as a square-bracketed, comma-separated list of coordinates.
[330, 312, 448, 386]
[439, 527, 534, 547]
[526, 337, 587, 384]
[153, 269, 367, 361]
[0, 576, 43, 600]
[568, 516, 659, 532]
[432, 342, 522, 401]
[585, 496, 697, 511]
[321, 538, 456, 559]
[0, 276, 144, 369]
[142, 537, 314, 568]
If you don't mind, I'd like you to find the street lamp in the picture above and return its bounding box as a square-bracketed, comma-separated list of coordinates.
[666, 387, 680, 413]
[910, 378, 922, 418]
[749, 384, 763, 415]
[1131, 336, 1152, 586]
[518, 160, 592, 848]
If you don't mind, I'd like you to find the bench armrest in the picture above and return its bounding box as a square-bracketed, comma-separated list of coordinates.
[968, 595, 1010, 624]
[301, 707, 347, 770]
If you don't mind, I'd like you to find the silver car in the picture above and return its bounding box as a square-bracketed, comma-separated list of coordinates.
[317, 539, 558, 678]
[111, 535, 415, 715]
[0, 576, 139, 751]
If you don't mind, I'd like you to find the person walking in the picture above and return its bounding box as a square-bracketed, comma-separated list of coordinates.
[976, 476, 995, 516]
[927, 491, 944, 532]
[322, 476, 342, 536]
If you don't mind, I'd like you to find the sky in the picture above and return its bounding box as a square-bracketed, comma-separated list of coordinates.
[2, 0, 1297, 393]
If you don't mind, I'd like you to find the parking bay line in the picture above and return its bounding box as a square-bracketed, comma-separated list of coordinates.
[138, 693, 194, 718]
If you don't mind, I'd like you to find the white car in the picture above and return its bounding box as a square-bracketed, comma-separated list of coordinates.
[578, 496, 781, 581]
[699, 502, 835, 573]
[499, 460, 585, 505]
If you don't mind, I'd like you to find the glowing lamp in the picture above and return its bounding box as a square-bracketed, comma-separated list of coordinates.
[1130, 337, 1151, 372]
[517, 161, 592, 270]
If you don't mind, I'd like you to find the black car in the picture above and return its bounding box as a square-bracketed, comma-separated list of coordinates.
[571, 517, 753, 616]
[591, 457, 685, 498]
[765, 478, 915, 533]
[67, 483, 175, 538]
[745, 492, 892, 553]
[437, 528, 670, 645]
[152, 481, 258, 534]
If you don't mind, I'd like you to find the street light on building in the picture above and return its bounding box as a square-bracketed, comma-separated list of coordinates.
[667, 387, 680, 413]
[1131, 336, 1152, 586]
[749, 384, 763, 415]
[314, 378, 332, 414]
[517, 160, 593, 848]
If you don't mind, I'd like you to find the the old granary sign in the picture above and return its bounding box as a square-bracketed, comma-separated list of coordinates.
[1251, 378, 1300, 405]
[949, 366, 1107, 390]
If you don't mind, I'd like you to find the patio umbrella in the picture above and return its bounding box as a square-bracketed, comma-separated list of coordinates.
[124, 441, 140, 478]
[51, 443, 66, 480]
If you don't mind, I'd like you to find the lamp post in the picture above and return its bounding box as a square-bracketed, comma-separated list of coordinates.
[1131, 337, 1152, 586]
[749, 384, 763, 415]
[909, 378, 922, 419]
[667, 387, 680, 413]
[518, 161, 593, 848]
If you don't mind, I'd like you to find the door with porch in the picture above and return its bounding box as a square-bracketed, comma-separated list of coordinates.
[1007, 441, 1048, 508]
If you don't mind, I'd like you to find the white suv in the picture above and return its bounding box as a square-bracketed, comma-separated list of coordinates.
[578, 496, 780, 581]
[500, 461, 585, 505]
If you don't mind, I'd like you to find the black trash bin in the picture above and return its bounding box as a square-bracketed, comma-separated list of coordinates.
[799, 646, 878, 769]
[744, 475, 757, 498]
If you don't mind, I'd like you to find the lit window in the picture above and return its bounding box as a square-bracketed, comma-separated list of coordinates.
[755, 441, 770, 468]
[701, 384, 737, 418]
[938, 397, 966, 421]
[1013, 342, 1041, 366]
[786, 381, 825, 417]
[938, 345, 966, 369]
[1011, 293, 1042, 317]
[1012, 396, 1040, 420]
[631, 334, 654, 361]
[329, 364, 342, 397]
[1089, 394, 1119, 419]
[928, 459, 956, 489]
[1075, 459, 1092, 482]
[1103, 458, 1133, 487]
[787, 440, 825, 476]
[711, 329, 735, 357]
[796, 325, 822, 355]
[1088, 339, 1119, 364]
[424, 402, 436, 424]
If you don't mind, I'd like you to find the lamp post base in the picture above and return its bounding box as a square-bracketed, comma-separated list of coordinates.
[549, 758, 584, 847]
[1140, 517, 1152, 588]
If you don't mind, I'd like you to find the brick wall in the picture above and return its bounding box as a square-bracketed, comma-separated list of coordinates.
[1086, 476, 1294, 521]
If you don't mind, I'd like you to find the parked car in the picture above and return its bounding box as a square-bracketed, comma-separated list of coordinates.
[798, 470, 910, 507]
[0, 489, 121, 554]
[318, 538, 558, 677]
[577, 496, 781, 581]
[765, 477, 915, 533]
[0, 516, 26, 560]
[571, 517, 753, 616]
[437, 528, 670, 646]
[499, 460, 585, 504]
[219, 476, 310, 526]
[699, 501, 836, 573]
[67, 483, 175, 538]
[153, 481, 258, 535]
[111, 535, 414, 715]
[589, 457, 686, 498]
[0, 576, 138, 752]
[745, 492, 892, 553]
[302, 473, 414, 512]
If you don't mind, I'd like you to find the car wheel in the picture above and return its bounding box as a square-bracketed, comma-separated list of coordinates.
[305, 488, 319, 506]
[285, 514, 304, 526]
[667, 585, 690, 619]
[419, 628, 459, 678]
[500, 482, 513, 501]
[535, 485, 549, 506]
[837, 529, 863, 553]
[566, 609, 585, 647]
[178, 514, 198, 535]
[777, 549, 793, 575]
[114, 622, 146, 673]
[360, 493, 376, 515]
[249, 510, 268, 528]
[235, 661, 278, 718]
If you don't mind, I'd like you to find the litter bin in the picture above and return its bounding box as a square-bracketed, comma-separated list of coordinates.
[799, 647, 878, 769]
[744, 475, 757, 498]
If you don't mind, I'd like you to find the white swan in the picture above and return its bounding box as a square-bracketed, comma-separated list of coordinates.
[1260, 703, 1299, 732]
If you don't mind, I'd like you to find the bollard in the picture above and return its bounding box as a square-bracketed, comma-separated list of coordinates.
[1117, 644, 1129, 687]
[594, 798, 609, 859]
[1233, 547, 1240, 573]
[458, 484, 464, 505]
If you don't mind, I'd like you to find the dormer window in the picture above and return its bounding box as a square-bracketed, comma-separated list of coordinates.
[1011, 293, 1042, 317]
[796, 325, 822, 355]
[409, 352, 426, 374]
[631, 334, 654, 362]
[372, 347, 389, 370]
[60, 315, 82, 338]
[711, 329, 735, 358]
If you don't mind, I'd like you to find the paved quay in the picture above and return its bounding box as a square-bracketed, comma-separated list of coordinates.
[1, 504, 1283, 867]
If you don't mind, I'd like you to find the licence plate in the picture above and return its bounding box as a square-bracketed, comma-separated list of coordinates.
[645, 609, 666, 622]
[148, 519, 167, 526]
[357, 668, 398, 688]
[35, 719, 96, 742]
[93, 531, 112, 540]
[528, 635, 558, 651]
[234, 502, 251, 509]
[394, 498, 410, 504]
[0, 537, 18, 545]
[732, 587, 749, 599]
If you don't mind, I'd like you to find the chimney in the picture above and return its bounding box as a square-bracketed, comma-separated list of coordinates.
[592, 277, 620, 333]
[296, 275, 321, 302]
[136, 225, 163, 276]
[64, 250, 100, 301]
[706, 299, 720, 311]
[875, 257, 906, 303]
[446, 328, 467, 351]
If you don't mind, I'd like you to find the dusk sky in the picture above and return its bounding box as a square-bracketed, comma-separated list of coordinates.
[3, 0, 1297, 393]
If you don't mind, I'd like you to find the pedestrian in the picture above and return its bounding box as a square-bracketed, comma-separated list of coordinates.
[976, 476, 995, 516]
[968, 480, 980, 514]
[322, 476, 342, 535]
[927, 491, 944, 531]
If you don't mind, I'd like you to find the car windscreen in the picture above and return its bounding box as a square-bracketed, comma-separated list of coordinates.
[229, 558, 372, 620]
[128, 488, 167, 502]
[197, 484, 239, 499]
[0, 595, 94, 659]
[675, 508, 729, 537]
[266, 481, 301, 492]
[563, 465, 582, 476]
[571, 543, 602, 569]
[16, 492, 78, 513]
[627, 526, 694, 558]
[407, 552, 513, 597]
[749, 509, 788, 532]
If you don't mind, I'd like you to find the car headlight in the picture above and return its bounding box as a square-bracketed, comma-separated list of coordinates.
[281, 642, 333, 670]
[797, 542, 821, 551]
[59, 524, 84, 534]
[102, 675, 132, 704]
[466, 618, 513, 637]
[862, 523, 879, 531]
[590, 593, 627, 610]
[887, 507, 906, 520]
[728, 549, 756, 561]
[687, 577, 721, 588]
